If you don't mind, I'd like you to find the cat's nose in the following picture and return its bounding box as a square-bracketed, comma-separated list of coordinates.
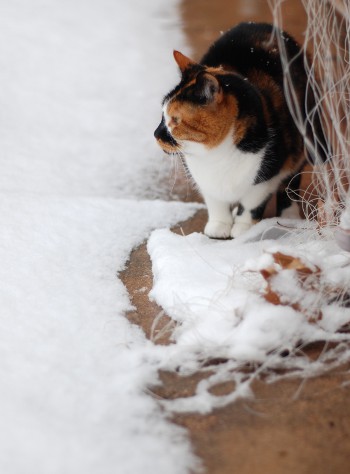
[154, 116, 178, 147]
[154, 118, 168, 141]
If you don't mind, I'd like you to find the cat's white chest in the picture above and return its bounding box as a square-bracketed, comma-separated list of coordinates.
[182, 134, 263, 203]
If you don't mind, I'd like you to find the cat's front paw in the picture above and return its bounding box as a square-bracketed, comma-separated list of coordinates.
[231, 221, 252, 238]
[204, 220, 233, 239]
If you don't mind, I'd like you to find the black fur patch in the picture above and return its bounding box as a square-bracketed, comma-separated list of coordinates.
[201, 22, 330, 164]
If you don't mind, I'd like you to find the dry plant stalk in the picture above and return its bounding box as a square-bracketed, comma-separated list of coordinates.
[270, 0, 350, 229]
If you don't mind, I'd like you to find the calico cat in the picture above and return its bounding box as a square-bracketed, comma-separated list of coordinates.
[154, 22, 328, 238]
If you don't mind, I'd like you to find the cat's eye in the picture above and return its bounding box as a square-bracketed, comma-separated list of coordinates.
[171, 116, 180, 125]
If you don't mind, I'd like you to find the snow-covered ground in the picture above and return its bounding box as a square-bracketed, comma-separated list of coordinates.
[2, 0, 350, 471]
[0, 1, 200, 473]
[148, 219, 350, 413]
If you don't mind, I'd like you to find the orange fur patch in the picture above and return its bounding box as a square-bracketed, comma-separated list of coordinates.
[155, 137, 179, 154]
[281, 152, 305, 174]
[173, 51, 196, 73]
[233, 116, 254, 145]
[167, 94, 239, 149]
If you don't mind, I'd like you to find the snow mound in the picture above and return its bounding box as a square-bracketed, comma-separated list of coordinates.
[148, 218, 350, 413]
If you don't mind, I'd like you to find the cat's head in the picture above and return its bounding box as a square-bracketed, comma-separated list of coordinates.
[154, 51, 240, 155]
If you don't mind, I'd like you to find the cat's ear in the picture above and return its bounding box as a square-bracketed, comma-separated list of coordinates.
[173, 50, 196, 73]
[195, 73, 223, 104]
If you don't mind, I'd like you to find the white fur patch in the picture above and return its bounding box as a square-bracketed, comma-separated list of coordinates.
[231, 221, 253, 238]
[163, 102, 172, 132]
[204, 220, 232, 239]
[179, 130, 292, 238]
[280, 201, 300, 218]
[182, 131, 265, 204]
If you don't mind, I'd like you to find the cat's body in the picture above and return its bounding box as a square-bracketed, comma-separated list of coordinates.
[154, 22, 327, 238]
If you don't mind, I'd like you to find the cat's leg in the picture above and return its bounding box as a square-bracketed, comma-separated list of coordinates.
[231, 182, 274, 238]
[204, 195, 233, 239]
[231, 198, 270, 238]
[276, 173, 301, 218]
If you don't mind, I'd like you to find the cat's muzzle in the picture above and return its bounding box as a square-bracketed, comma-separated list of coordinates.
[154, 118, 178, 152]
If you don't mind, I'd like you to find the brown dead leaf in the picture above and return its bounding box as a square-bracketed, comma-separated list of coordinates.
[260, 252, 323, 322]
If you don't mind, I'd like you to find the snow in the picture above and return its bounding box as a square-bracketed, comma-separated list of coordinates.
[0, 0, 200, 473]
[3, 0, 350, 466]
[0, 0, 186, 199]
[148, 219, 350, 412]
